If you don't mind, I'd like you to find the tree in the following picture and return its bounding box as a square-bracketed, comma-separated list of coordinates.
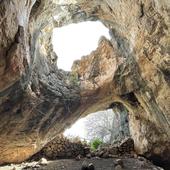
[84, 108, 130, 144]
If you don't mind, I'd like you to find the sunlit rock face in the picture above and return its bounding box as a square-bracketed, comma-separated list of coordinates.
[0, 0, 169, 165]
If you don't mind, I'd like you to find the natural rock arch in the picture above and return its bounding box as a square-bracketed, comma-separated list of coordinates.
[0, 0, 169, 165]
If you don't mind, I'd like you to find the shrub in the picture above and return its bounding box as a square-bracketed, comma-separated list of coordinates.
[90, 138, 103, 150]
[69, 72, 79, 86]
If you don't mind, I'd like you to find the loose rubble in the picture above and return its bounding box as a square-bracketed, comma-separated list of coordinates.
[30, 136, 134, 161]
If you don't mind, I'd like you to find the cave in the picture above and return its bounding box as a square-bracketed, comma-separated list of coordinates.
[64, 107, 130, 144]
[0, 0, 170, 169]
[52, 21, 110, 71]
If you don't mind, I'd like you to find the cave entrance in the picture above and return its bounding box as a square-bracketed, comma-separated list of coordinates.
[64, 104, 130, 144]
[52, 21, 110, 71]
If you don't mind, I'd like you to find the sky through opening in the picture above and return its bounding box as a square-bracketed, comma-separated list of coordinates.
[64, 110, 114, 141]
[52, 21, 110, 71]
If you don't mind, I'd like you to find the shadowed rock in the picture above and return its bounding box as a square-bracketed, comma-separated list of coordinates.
[0, 0, 169, 166]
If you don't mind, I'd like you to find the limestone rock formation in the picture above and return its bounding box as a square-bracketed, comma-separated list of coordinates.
[0, 0, 169, 167]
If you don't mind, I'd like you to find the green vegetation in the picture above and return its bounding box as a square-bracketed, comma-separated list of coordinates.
[90, 138, 103, 150]
[69, 72, 79, 86]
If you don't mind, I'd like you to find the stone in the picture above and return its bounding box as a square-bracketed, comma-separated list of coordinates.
[81, 161, 89, 170]
[115, 159, 124, 167]
[0, 157, 164, 170]
[0, 0, 169, 166]
[109, 147, 118, 155]
[138, 156, 146, 162]
[114, 165, 123, 170]
[88, 163, 95, 170]
[38, 158, 48, 165]
[102, 152, 109, 158]
[86, 154, 91, 159]
[90, 152, 95, 157]
[30, 135, 89, 160]
[75, 155, 82, 161]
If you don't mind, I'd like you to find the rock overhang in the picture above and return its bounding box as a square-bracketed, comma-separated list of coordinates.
[0, 0, 169, 166]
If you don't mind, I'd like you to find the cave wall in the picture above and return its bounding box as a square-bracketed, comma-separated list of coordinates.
[0, 0, 169, 164]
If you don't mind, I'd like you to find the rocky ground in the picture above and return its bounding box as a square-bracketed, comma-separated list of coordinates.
[30, 136, 134, 160]
[0, 0, 169, 167]
[0, 157, 164, 170]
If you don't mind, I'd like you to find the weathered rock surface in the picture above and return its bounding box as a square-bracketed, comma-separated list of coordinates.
[0, 0, 169, 167]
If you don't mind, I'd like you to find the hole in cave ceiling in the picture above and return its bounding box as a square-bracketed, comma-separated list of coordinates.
[52, 21, 110, 71]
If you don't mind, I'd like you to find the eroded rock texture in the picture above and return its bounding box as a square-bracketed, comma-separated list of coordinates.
[0, 0, 169, 166]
